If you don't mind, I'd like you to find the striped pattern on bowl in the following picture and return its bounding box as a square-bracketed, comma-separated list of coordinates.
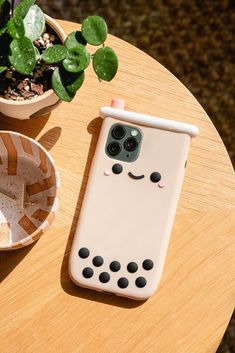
[0, 131, 59, 250]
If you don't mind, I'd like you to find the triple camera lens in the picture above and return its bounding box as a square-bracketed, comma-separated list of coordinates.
[107, 142, 121, 156]
[111, 125, 126, 140]
[124, 137, 138, 151]
[110, 125, 138, 155]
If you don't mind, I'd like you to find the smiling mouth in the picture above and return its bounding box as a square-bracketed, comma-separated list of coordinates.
[128, 172, 145, 180]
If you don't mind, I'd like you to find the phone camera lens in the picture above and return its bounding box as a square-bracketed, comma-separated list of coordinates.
[107, 142, 121, 156]
[111, 125, 126, 140]
[124, 137, 138, 152]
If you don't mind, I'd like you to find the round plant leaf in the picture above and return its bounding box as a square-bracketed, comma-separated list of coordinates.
[9, 36, 36, 75]
[34, 45, 40, 61]
[0, 53, 7, 73]
[52, 67, 84, 102]
[42, 44, 68, 64]
[64, 31, 87, 49]
[14, 0, 36, 18]
[62, 70, 84, 96]
[0, 65, 7, 73]
[63, 44, 90, 73]
[0, 25, 7, 36]
[52, 67, 72, 102]
[81, 16, 107, 46]
[23, 5, 45, 41]
[93, 47, 118, 81]
[7, 17, 25, 39]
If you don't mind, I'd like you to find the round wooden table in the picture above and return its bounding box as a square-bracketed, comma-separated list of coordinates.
[0, 20, 234, 353]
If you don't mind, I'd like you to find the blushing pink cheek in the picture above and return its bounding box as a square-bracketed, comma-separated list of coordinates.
[158, 181, 166, 188]
[104, 170, 112, 176]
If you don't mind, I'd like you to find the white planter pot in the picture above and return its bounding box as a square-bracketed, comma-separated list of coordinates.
[0, 15, 66, 120]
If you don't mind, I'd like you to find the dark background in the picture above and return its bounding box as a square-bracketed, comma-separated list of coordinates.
[37, 1, 235, 352]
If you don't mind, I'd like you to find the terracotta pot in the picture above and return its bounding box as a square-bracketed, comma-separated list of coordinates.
[0, 15, 66, 120]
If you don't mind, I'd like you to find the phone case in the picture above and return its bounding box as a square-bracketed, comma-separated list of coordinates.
[69, 101, 199, 300]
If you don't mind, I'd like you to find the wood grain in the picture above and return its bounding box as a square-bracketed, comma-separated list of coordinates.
[0, 20, 234, 353]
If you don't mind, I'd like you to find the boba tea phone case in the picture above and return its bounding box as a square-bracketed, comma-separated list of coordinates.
[69, 100, 199, 300]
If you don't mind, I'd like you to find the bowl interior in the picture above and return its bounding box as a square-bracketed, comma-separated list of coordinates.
[0, 132, 58, 249]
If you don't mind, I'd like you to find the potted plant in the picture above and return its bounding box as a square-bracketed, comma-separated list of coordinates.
[0, 0, 118, 119]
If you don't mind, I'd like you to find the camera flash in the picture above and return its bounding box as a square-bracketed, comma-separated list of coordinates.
[131, 129, 138, 137]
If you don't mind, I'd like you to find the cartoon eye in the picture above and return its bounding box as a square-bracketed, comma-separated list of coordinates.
[150, 172, 161, 183]
[112, 164, 123, 174]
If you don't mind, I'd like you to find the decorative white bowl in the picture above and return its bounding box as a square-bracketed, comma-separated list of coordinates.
[0, 131, 59, 250]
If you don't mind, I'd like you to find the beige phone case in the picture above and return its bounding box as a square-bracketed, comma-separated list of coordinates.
[69, 105, 198, 300]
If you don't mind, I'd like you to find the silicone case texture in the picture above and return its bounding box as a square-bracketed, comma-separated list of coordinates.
[69, 116, 191, 300]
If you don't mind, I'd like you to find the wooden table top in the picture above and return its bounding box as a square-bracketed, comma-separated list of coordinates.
[0, 20, 235, 353]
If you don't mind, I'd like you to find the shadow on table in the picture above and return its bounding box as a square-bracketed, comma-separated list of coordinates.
[60, 117, 144, 309]
[37, 126, 62, 151]
[0, 112, 62, 151]
[0, 242, 37, 283]
[0, 112, 50, 138]
[0, 114, 61, 283]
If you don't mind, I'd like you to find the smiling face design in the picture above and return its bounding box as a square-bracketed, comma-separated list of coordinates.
[128, 172, 145, 180]
[105, 163, 166, 188]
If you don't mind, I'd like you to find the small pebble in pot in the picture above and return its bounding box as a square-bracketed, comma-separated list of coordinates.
[43, 33, 50, 41]
[50, 34, 56, 42]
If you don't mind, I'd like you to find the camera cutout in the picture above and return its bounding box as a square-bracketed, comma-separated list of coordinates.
[111, 125, 126, 140]
[124, 137, 139, 152]
[107, 141, 121, 156]
[106, 123, 142, 162]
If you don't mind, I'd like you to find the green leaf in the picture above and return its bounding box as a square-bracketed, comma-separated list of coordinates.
[7, 16, 25, 39]
[0, 0, 10, 22]
[0, 59, 7, 74]
[0, 65, 7, 73]
[63, 70, 84, 96]
[52, 67, 73, 102]
[64, 31, 87, 49]
[34, 45, 40, 60]
[14, 0, 36, 18]
[52, 67, 84, 102]
[0, 25, 7, 36]
[0, 53, 7, 72]
[23, 5, 45, 41]
[93, 47, 118, 81]
[42, 44, 68, 64]
[81, 16, 107, 46]
[9, 36, 36, 74]
[63, 43, 90, 73]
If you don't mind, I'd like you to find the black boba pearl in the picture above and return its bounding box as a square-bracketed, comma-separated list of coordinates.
[150, 172, 161, 183]
[127, 262, 138, 273]
[112, 163, 123, 174]
[143, 259, 154, 270]
[118, 277, 129, 289]
[99, 272, 110, 283]
[110, 261, 121, 272]
[82, 267, 93, 278]
[135, 277, 147, 288]
[78, 247, 90, 259]
[92, 256, 104, 267]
